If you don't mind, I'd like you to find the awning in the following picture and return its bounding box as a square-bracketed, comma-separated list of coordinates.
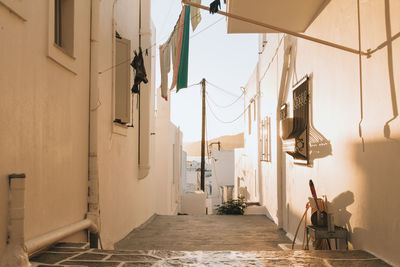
[226, 0, 330, 34]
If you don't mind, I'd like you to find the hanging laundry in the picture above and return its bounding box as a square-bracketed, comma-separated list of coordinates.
[131, 48, 148, 94]
[177, 5, 191, 91]
[209, 0, 220, 14]
[170, 27, 177, 67]
[159, 42, 171, 100]
[191, 0, 202, 31]
[170, 7, 186, 90]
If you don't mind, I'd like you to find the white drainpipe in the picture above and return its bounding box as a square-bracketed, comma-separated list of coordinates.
[1, 174, 30, 267]
[87, 0, 101, 239]
[138, 0, 153, 179]
[25, 219, 98, 256]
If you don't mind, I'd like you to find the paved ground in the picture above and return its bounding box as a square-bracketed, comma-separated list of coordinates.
[115, 215, 290, 251]
[30, 215, 391, 266]
[30, 242, 390, 266]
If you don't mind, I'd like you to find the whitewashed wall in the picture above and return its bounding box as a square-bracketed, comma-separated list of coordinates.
[240, 0, 400, 265]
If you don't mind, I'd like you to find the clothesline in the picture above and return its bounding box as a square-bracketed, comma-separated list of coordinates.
[98, 11, 204, 75]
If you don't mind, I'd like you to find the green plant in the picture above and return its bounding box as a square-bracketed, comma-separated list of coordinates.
[216, 197, 247, 215]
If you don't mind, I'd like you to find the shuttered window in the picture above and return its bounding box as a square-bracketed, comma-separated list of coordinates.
[115, 37, 131, 124]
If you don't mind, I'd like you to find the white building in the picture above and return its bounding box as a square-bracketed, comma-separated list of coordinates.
[0, 0, 183, 263]
[228, 0, 400, 265]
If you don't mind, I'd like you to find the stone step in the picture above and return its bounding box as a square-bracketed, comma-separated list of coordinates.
[244, 205, 267, 215]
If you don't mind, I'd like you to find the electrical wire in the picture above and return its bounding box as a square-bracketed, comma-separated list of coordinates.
[158, 0, 175, 38]
[206, 95, 251, 124]
[206, 81, 240, 98]
[206, 89, 244, 108]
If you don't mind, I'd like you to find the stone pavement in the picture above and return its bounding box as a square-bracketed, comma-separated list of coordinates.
[30, 215, 391, 266]
[115, 215, 290, 251]
[30, 243, 390, 266]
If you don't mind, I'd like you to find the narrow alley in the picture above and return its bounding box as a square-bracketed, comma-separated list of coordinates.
[30, 215, 390, 266]
[1, 0, 399, 266]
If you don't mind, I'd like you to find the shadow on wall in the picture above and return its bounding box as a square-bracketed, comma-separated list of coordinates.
[367, 0, 399, 139]
[350, 139, 400, 265]
[328, 191, 354, 235]
[308, 74, 332, 162]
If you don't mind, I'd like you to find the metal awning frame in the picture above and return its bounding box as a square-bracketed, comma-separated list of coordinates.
[182, 0, 370, 57]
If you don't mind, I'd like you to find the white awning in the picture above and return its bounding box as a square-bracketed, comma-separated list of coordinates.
[226, 0, 330, 34]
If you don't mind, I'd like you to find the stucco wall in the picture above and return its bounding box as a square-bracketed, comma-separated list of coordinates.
[0, 0, 91, 259]
[96, 0, 180, 248]
[242, 0, 400, 265]
[1, 0, 181, 259]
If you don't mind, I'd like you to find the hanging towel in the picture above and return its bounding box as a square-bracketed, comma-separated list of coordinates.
[159, 42, 171, 100]
[177, 5, 191, 91]
[170, 28, 177, 67]
[191, 0, 202, 31]
[170, 7, 186, 90]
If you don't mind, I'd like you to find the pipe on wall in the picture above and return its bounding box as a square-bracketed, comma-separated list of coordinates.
[138, 0, 154, 179]
[87, 0, 101, 237]
[25, 219, 98, 256]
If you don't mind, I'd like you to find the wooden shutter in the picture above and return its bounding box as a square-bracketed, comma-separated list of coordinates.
[115, 38, 131, 123]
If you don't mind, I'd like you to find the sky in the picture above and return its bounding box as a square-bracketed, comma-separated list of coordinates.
[151, 0, 259, 143]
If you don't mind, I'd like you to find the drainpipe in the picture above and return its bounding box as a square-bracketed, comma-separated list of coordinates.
[276, 35, 296, 228]
[0, 174, 30, 267]
[256, 60, 263, 206]
[87, 0, 101, 246]
[25, 219, 98, 256]
[138, 0, 153, 179]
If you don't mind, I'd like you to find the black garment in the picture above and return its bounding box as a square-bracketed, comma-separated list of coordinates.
[209, 0, 220, 14]
[131, 48, 148, 94]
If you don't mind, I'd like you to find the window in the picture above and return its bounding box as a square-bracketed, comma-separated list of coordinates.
[54, 0, 74, 56]
[47, 0, 77, 73]
[261, 116, 272, 162]
[287, 77, 310, 164]
[114, 36, 131, 124]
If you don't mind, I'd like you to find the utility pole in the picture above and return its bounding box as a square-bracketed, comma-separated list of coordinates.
[200, 78, 206, 191]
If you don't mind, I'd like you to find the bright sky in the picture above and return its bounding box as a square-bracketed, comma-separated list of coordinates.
[151, 0, 258, 143]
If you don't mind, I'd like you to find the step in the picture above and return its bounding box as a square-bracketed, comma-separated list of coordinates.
[244, 205, 267, 215]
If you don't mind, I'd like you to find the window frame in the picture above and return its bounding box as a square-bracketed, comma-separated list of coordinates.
[47, 0, 77, 74]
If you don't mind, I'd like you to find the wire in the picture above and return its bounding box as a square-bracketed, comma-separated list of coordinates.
[191, 17, 224, 39]
[259, 35, 284, 82]
[158, 0, 175, 38]
[206, 90, 244, 108]
[206, 81, 240, 98]
[206, 95, 250, 124]
[170, 81, 201, 93]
